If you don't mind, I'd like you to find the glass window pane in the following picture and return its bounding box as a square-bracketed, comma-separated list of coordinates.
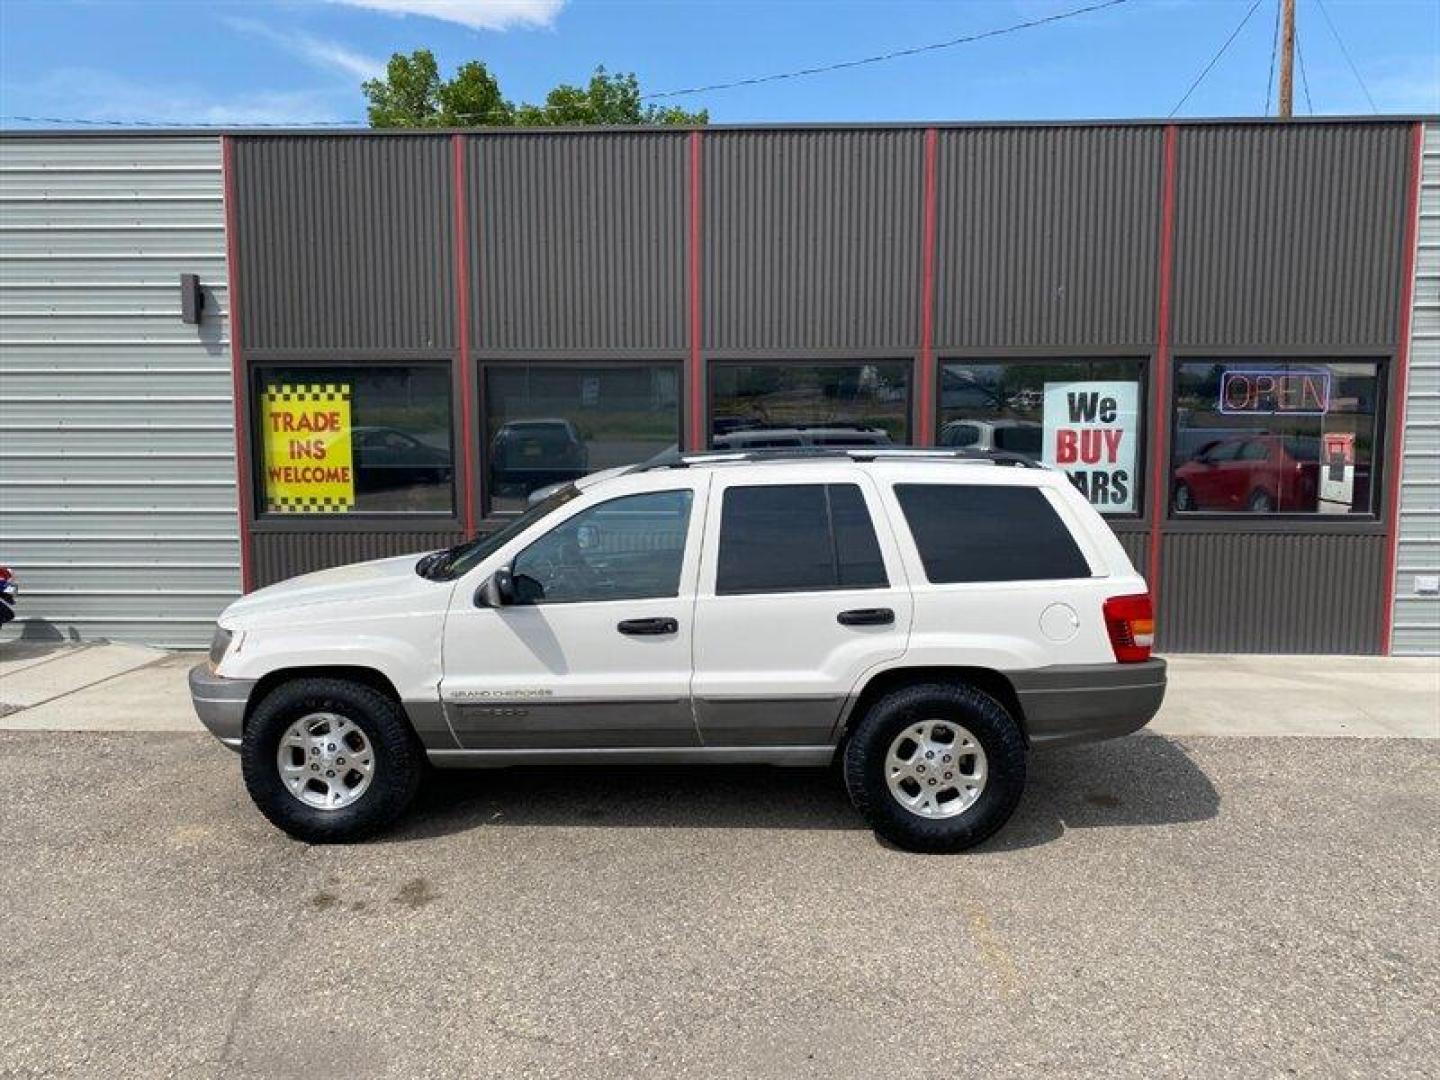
[829, 484, 888, 589]
[257, 365, 453, 515]
[1172, 361, 1381, 515]
[486, 364, 681, 513]
[940, 359, 1144, 515]
[512, 490, 692, 604]
[717, 485, 835, 595]
[893, 484, 1092, 584]
[716, 483, 888, 595]
[710, 363, 910, 448]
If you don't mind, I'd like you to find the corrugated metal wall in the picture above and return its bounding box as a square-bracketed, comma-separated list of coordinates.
[0, 136, 239, 646]
[231, 135, 454, 354]
[471, 133, 687, 353]
[1392, 123, 1440, 655]
[1160, 532, 1388, 653]
[252, 530, 464, 585]
[230, 135, 466, 590]
[1155, 122, 1416, 655]
[6, 124, 1410, 654]
[934, 126, 1163, 350]
[703, 129, 925, 351]
[1172, 123, 1411, 349]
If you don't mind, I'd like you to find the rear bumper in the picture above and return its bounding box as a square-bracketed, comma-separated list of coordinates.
[188, 663, 255, 752]
[1010, 658, 1167, 747]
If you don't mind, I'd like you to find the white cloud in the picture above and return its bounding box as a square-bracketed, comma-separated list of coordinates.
[323, 0, 566, 32]
[223, 17, 386, 81]
[23, 68, 349, 126]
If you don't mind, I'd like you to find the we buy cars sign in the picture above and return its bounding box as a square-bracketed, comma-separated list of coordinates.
[1042, 381, 1138, 514]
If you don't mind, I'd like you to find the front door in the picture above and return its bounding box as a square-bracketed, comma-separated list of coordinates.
[689, 470, 914, 747]
[441, 475, 709, 749]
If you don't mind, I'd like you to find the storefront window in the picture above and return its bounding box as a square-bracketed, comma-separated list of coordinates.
[256, 365, 453, 515]
[709, 362, 910, 449]
[1171, 360, 1381, 515]
[940, 359, 1144, 515]
[485, 363, 681, 513]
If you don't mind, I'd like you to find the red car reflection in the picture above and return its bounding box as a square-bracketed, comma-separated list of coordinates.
[1173, 436, 1318, 513]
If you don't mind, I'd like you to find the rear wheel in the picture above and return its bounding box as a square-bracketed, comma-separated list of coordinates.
[844, 682, 1026, 853]
[1247, 488, 1276, 512]
[1174, 481, 1195, 512]
[241, 677, 424, 843]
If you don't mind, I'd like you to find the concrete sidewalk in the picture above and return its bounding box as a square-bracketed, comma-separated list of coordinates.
[0, 642, 1436, 738]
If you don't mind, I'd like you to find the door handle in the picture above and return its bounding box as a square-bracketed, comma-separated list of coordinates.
[837, 607, 895, 627]
[617, 617, 679, 636]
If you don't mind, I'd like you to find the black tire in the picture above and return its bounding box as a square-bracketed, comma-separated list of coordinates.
[1247, 488, 1275, 512]
[241, 677, 424, 844]
[843, 682, 1026, 853]
[1174, 482, 1195, 512]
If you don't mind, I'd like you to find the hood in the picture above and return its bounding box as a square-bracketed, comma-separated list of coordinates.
[222, 552, 440, 626]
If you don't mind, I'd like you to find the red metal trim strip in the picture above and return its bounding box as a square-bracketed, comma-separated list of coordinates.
[452, 134, 477, 534]
[687, 131, 704, 450]
[220, 135, 254, 593]
[917, 128, 939, 446]
[1380, 122, 1426, 655]
[1146, 124, 1179, 604]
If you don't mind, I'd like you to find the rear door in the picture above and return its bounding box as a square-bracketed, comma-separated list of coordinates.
[690, 469, 913, 747]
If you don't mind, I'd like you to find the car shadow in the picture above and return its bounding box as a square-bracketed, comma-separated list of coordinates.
[384, 734, 1219, 850]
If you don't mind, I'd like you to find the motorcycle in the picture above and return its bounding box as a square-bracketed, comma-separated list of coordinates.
[0, 566, 16, 626]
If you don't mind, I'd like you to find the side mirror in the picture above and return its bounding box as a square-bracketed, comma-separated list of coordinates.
[476, 566, 516, 608]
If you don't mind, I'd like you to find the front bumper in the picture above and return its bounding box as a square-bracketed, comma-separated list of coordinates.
[188, 663, 256, 751]
[1010, 658, 1167, 747]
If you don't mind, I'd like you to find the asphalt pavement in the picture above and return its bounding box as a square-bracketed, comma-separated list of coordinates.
[1, 730, 1435, 1078]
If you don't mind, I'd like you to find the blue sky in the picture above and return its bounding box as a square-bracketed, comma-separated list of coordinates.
[0, 0, 1435, 128]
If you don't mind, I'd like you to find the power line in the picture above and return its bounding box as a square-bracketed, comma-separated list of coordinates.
[1314, 0, 1378, 113]
[4, 0, 1138, 130]
[1295, 21, 1316, 114]
[1264, 0, 1281, 115]
[1169, 0, 1267, 118]
[641, 0, 1134, 100]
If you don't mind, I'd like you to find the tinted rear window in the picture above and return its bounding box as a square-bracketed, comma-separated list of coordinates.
[893, 484, 1091, 583]
[717, 483, 888, 595]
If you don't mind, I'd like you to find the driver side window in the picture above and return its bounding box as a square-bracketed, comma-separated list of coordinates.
[511, 489, 693, 604]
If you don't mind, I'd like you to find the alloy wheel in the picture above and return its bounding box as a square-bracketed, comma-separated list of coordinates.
[276, 712, 376, 810]
[884, 720, 988, 819]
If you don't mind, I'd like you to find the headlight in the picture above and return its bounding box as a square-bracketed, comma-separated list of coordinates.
[208, 625, 234, 668]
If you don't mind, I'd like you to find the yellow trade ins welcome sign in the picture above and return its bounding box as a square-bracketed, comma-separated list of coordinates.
[262, 383, 355, 513]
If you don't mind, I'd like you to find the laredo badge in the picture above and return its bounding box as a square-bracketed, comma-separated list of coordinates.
[262, 383, 355, 513]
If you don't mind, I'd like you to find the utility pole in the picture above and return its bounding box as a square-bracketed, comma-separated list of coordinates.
[1277, 0, 1295, 118]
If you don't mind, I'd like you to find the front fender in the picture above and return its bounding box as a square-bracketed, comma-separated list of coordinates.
[217, 609, 446, 704]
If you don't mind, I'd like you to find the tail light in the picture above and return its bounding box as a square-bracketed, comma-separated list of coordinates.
[1104, 593, 1154, 663]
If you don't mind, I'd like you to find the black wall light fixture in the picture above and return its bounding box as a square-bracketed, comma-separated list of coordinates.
[180, 273, 205, 324]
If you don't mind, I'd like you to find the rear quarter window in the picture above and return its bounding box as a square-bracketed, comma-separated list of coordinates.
[893, 483, 1092, 583]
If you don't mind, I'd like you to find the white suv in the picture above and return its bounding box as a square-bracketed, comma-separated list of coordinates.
[191, 449, 1165, 852]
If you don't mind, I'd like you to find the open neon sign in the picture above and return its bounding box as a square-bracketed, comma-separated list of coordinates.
[1219, 370, 1331, 415]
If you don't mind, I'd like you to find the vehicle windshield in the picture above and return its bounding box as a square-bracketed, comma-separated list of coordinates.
[416, 483, 582, 581]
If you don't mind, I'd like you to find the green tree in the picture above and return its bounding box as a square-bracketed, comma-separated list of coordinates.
[438, 60, 511, 126]
[363, 50, 511, 127]
[363, 52, 705, 128]
[514, 68, 706, 127]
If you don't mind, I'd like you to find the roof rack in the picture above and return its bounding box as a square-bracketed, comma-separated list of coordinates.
[625, 447, 1045, 474]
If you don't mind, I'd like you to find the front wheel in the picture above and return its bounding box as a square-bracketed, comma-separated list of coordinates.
[843, 683, 1026, 853]
[241, 677, 424, 843]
